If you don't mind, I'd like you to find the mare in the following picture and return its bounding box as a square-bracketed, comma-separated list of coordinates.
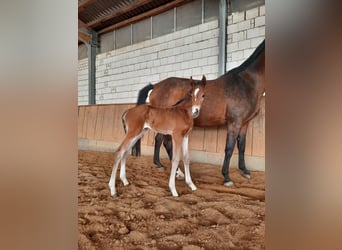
[132, 40, 265, 186]
[109, 76, 206, 197]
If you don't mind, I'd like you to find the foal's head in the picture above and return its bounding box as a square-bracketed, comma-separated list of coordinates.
[190, 75, 206, 118]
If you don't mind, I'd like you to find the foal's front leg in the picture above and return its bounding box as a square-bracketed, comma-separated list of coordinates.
[169, 136, 182, 197]
[182, 136, 196, 191]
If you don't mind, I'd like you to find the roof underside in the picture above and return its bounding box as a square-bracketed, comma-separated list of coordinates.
[79, 0, 175, 32]
[78, 0, 191, 44]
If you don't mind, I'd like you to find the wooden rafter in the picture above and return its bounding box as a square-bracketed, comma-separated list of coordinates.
[78, 31, 90, 44]
[78, 19, 90, 32]
[87, 0, 155, 28]
[98, 0, 191, 35]
[78, 0, 97, 12]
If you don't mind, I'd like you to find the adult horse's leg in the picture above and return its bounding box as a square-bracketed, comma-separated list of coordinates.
[237, 125, 251, 179]
[153, 133, 165, 169]
[153, 133, 185, 179]
[163, 135, 173, 160]
[182, 136, 197, 191]
[131, 138, 141, 156]
[222, 127, 239, 186]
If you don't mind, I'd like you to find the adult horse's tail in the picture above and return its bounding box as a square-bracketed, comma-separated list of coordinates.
[131, 84, 154, 156]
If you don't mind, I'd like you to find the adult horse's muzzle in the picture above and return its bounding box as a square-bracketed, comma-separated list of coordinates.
[192, 107, 200, 118]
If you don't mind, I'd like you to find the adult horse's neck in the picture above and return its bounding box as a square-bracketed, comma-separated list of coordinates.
[226, 40, 265, 93]
[229, 40, 265, 75]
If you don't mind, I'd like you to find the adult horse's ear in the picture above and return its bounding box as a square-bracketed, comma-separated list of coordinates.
[201, 75, 206, 86]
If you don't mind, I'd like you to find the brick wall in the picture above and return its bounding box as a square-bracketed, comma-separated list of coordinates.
[226, 5, 265, 70]
[78, 4, 265, 105]
[94, 20, 219, 104]
[78, 59, 88, 105]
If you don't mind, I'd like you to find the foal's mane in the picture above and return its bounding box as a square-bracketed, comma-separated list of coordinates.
[172, 91, 192, 107]
[227, 39, 265, 74]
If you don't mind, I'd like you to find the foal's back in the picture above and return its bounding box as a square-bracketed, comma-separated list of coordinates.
[125, 102, 193, 136]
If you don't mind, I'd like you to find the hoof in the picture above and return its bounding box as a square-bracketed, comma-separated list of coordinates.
[111, 193, 117, 197]
[239, 168, 251, 179]
[241, 172, 251, 179]
[224, 181, 234, 187]
[157, 166, 165, 171]
[155, 162, 166, 169]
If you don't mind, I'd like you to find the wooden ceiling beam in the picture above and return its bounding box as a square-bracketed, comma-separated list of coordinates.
[87, 0, 155, 28]
[98, 0, 190, 35]
[78, 0, 97, 12]
[78, 19, 91, 32]
[78, 31, 90, 44]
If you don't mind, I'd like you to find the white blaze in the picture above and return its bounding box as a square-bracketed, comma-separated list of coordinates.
[146, 89, 153, 103]
[194, 88, 200, 101]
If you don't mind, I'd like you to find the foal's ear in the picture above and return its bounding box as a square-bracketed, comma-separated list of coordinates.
[190, 76, 195, 88]
[201, 75, 207, 87]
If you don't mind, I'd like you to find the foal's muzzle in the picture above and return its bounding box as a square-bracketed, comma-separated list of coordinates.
[192, 107, 200, 118]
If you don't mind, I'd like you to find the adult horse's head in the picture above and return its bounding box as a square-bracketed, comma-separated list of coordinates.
[190, 75, 206, 118]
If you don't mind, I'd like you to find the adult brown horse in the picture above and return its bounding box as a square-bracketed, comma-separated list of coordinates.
[109, 76, 206, 197]
[133, 40, 265, 187]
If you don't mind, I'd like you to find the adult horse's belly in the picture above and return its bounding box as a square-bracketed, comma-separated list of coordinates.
[194, 95, 227, 127]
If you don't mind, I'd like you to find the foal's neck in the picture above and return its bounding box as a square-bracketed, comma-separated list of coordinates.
[172, 94, 193, 115]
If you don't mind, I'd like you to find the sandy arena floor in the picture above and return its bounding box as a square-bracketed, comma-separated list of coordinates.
[78, 150, 265, 250]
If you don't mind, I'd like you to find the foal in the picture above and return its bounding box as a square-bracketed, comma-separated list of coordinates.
[109, 76, 206, 197]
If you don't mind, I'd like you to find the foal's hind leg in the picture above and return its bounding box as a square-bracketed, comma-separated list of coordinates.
[237, 125, 251, 179]
[120, 129, 147, 186]
[109, 150, 124, 197]
[119, 151, 129, 186]
[109, 130, 146, 196]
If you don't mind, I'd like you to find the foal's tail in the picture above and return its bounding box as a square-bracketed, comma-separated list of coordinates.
[131, 83, 154, 156]
[121, 110, 128, 134]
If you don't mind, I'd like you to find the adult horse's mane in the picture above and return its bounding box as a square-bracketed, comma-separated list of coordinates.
[227, 39, 265, 75]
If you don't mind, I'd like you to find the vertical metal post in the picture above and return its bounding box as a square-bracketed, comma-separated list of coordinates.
[88, 30, 97, 105]
[201, 0, 204, 24]
[174, 7, 177, 31]
[218, 0, 227, 75]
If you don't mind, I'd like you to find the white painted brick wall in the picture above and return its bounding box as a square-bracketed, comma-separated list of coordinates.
[80, 20, 220, 105]
[78, 59, 88, 105]
[226, 5, 265, 71]
[78, 4, 265, 105]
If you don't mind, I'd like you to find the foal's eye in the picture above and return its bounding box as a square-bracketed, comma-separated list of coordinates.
[202, 94, 205, 98]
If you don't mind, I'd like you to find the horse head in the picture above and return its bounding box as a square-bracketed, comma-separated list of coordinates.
[190, 75, 206, 118]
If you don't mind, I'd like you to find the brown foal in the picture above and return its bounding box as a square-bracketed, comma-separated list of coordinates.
[109, 76, 206, 197]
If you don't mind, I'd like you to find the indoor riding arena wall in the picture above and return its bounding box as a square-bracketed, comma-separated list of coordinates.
[78, 3, 265, 170]
[78, 96, 265, 170]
